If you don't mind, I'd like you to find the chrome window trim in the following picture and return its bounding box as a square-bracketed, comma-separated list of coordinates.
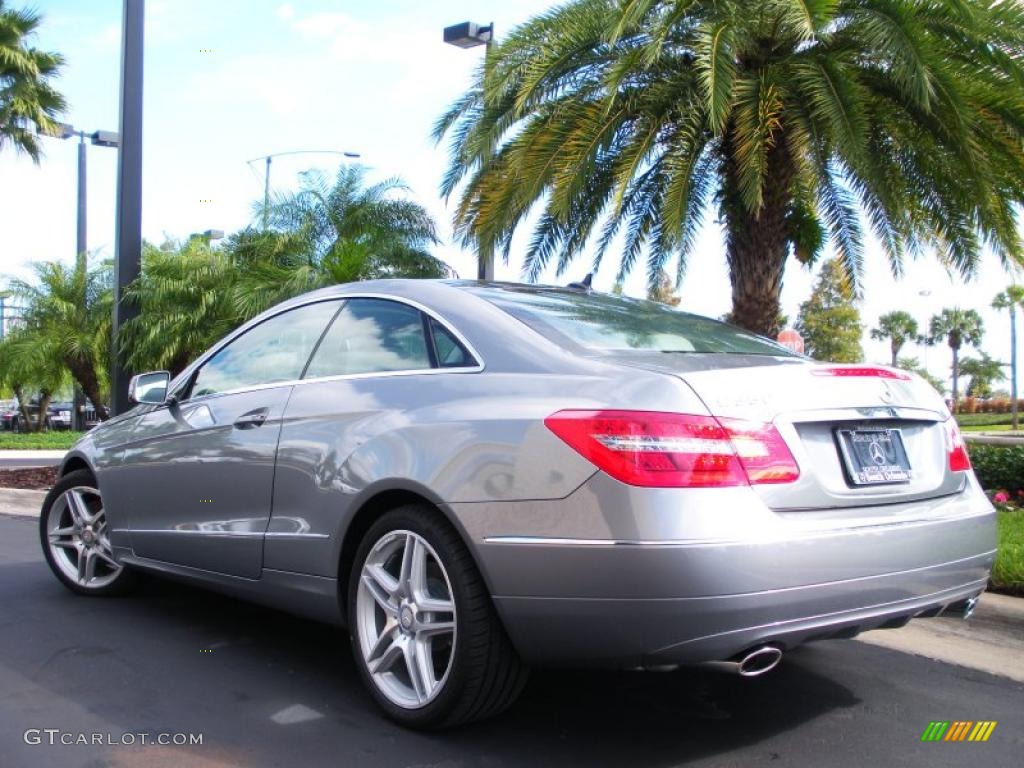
[170, 293, 485, 406]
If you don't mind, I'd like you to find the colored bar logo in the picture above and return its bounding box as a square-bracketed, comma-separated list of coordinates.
[921, 721, 997, 742]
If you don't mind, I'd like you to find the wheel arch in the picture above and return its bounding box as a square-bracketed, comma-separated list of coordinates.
[59, 452, 94, 479]
[336, 480, 493, 625]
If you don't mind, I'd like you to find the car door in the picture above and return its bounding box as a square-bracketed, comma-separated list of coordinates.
[267, 298, 469, 575]
[122, 299, 342, 578]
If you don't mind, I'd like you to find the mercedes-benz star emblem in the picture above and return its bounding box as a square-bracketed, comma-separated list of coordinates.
[868, 441, 887, 465]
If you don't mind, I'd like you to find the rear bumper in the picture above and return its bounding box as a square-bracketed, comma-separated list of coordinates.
[492, 555, 990, 667]
[456, 479, 996, 667]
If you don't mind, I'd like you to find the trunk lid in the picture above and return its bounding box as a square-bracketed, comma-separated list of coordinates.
[601, 352, 962, 512]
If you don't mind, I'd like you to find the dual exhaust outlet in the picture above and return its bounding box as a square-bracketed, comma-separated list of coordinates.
[704, 595, 978, 678]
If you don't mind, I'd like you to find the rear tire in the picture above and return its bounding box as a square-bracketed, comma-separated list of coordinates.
[39, 469, 136, 596]
[348, 504, 528, 728]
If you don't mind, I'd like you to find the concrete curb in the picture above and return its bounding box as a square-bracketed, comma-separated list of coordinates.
[857, 592, 1024, 683]
[0, 487, 46, 518]
[964, 434, 1024, 446]
[0, 450, 66, 460]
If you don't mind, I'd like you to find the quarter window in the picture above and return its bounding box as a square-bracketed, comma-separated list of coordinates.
[430, 318, 475, 368]
[304, 299, 431, 378]
[189, 301, 341, 398]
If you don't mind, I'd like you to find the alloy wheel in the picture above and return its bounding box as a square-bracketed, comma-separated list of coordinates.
[355, 529, 457, 709]
[45, 486, 122, 589]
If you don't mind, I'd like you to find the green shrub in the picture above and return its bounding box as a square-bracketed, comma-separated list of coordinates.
[965, 443, 1024, 495]
[992, 509, 1024, 594]
[956, 412, 1017, 427]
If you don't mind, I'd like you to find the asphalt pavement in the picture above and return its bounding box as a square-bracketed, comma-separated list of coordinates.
[0, 513, 1021, 768]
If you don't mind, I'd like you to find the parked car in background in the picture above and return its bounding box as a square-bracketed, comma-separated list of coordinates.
[47, 401, 74, 430]
[0, 397, 102, 432]
[40, 280, 996, 729]
[0, 400, 18, 431]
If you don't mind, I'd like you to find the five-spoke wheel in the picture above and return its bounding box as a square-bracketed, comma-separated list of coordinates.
[356, 530, 457, 708]
[40, 469, 134, 596]
[348, 505, 528, 728]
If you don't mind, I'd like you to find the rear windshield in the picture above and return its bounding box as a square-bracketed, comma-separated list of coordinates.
[472, 286, 795, 356]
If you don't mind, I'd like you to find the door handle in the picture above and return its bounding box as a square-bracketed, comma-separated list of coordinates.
[233, 407, 269, 430]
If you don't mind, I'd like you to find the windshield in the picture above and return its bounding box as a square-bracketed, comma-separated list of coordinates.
[471, 285, 795, 356]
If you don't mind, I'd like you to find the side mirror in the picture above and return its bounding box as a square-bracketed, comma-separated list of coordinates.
[128, 371, 170, 405]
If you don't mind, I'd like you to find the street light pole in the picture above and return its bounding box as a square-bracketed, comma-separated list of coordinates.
[444, 21, 496, 281]
[263, 155, 272, 229]
[111, 0, 145, 417]
[0, 291, 10, 341]
[73, 133, 88, 430]
[77, 134, 87, 263]
[43, 124, 120, 428]
[249, 150, 361, 230]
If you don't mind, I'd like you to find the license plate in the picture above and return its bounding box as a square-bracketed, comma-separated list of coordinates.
[836, 429, 912, 485]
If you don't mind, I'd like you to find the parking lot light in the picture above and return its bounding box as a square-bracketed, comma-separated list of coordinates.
[443, 21, 493, 48]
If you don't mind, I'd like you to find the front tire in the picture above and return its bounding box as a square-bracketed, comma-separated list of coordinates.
[348, 504, 528, 728]
[40, 469, 135, 596]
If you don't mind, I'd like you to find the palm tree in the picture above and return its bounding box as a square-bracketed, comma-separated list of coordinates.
[927, 308, 983, 412]
[958, 353, 1005, 399]
[234, 165, 452, 319]
[8, 256, 112, 420]
[436, 0, 1024, 336]
[871, 311, 919, 367]
[117, 168, 453, 377]
[0, 1, 66, 159]
[121, 240, 239, 377]
[0, 326, 67, 431]
[993, 286, 1024, 430]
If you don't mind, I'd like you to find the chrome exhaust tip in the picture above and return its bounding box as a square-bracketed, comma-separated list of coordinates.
[960, 596, 979, 620]
[704, 645, 784, 677]
[944, 595, 980, 620]
[737, 645, 784, 677]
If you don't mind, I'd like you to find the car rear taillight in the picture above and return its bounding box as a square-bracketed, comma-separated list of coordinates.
[943, 418, 971, 472]
[543, 410, 800, 488]
[810, 366, 911, 380]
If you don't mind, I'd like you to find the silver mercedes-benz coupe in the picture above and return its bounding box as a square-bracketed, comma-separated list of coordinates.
[40, 279, 995, 728]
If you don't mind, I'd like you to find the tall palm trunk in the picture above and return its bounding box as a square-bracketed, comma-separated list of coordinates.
[66, 358, 109, 422]
[891, 342, 899, 368]
[12, 385, 31, 432]
[35, 390, 52, 432]
[950, 344, 960, 413]
[1011, 305, 1018, 431]
[721, 131, 794, 337]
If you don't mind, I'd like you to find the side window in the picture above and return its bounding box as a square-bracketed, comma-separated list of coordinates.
[304, 299, 430, 378]
[189, 301, 340, 398]
[430, 317, 475, 368]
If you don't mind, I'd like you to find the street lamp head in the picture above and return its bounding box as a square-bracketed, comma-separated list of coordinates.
[47, 122, 77, 140]
[444, 21, 493, 48]
[343, 151, 361, 158]
[90, 130, 121, 148]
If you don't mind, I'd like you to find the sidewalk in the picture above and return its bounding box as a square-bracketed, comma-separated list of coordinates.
[858, 592, 1024, 683]
[0, 450, 66, 461]
[0, 488, 46, 517]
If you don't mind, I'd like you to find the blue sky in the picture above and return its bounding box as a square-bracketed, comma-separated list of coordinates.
[1, 0, 1021, 385]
